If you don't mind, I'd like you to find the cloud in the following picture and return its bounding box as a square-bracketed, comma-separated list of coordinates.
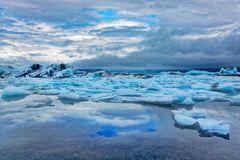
[0, 0, 240, 68]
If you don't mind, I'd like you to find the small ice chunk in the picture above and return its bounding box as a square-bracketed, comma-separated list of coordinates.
[197, 119, 230, 136]
[185, 70, 215, 76]
[58, 90, 88, 103]
[91, 93, 117, 102]
[192, 94, 209, 102]
[144, 95, 174, 105]
[218, 84, 236, 95]
[1, 86, 30, 101]
[173, 114, 197, 127]
[230, 95, 240, 106]
[219, 67, 239, 76]
[120, 95, 174, 106]
[172, 109, 207, 119]
[179, 97, 196, 106]
[38, 89, 61, 95]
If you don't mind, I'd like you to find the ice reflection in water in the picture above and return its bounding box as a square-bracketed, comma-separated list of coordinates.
[0, 95, 157, 137]
[0, 95, 240, 160]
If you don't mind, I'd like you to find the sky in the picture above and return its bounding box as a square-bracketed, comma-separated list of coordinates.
[0, 0, 240, 69]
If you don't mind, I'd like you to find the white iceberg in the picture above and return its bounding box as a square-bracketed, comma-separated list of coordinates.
[172, 109, 207, 119]
[192, 94, 209, 102]
[230, 95, 240, 106]
[58, 90, 88, 103]
[185, 70, 215, 76]
[172, 109, 230, 138]
[197, 118, 230, 136]
[177, 97, 196, 106]
[54, 69, 74, 78]
[121, 94, 174, 106]
[219, 67, 239, 76]
[173, 114, 197, 127]
[1, 86, 30, 101]
[37, 89, 61, 95]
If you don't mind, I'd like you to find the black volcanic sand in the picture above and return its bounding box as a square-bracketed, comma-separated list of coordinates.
[0, 100, 240, 160]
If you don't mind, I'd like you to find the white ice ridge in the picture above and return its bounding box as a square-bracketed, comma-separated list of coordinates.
[172, 109, 230, 137]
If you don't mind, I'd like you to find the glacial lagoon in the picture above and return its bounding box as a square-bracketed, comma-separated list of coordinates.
[1, 69, 240, 160]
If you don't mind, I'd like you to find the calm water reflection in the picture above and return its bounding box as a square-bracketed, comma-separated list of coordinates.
[0, 95, 240, 160]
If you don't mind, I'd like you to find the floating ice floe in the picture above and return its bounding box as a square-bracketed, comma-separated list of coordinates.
[173, 109, 207, 119]
[217, 84, 236, 95]
[230, 95, 240, 106]
[173, 114, 197, 127]
[197, 118, 230, 136]
[91, 93, 117, 102]
[178, 97, 196, 106]
[185, 70, 216, 76]
[172, 109, 230, 139]
[1, 86, 30, 101]
[192, 94, 209, 102]
[58, 90, 88, 104]
[219, 67, 239, 76]
[120, 94, 174, 106]
[37, 89, 61, 95]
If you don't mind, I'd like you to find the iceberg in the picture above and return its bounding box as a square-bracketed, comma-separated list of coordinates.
[0, 65, 14, 78]
[1, 86, 30, 101]
[16, 63, 73, 78]
[37, 89, 61, 95]
[185, 70, 215, 76]
[217, 84, 236, 95]
[58, 90, 88, 104]
[179, 97, 196, 106]
[173, 114, 197, 127]
[172, 109, 230, 138]
[120, 95, 174, 106]
[54, 69, 74, 78]
[219, 67, 239, 76]
[172, 109, 207, 119]
[197, 118, 230, 136]
[230, 95, 240, 106]
[192, 94, 209, 102]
